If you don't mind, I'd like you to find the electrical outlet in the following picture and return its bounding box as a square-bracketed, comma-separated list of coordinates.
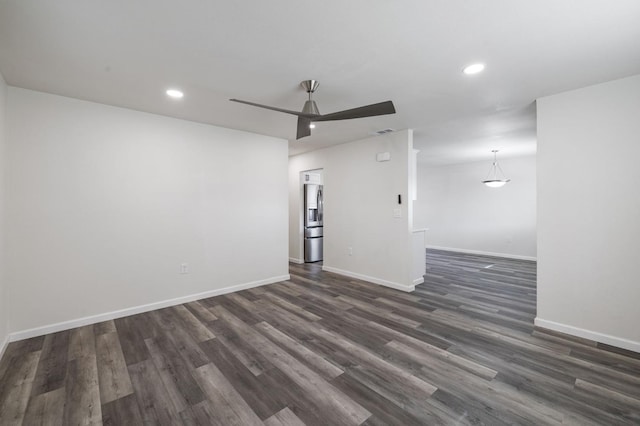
[348, 247, 353, 256]
[180, 263, 189, 274]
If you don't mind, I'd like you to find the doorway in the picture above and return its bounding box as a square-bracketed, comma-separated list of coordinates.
[300, 169, 323, 263]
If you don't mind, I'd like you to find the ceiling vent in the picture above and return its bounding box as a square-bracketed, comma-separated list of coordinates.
[371, 128, 396, 136]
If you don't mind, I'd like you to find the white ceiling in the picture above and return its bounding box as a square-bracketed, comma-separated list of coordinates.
[1, 1, 639, 164]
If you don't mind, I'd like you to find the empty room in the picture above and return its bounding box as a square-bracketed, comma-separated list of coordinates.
[1, 1, 639, 425]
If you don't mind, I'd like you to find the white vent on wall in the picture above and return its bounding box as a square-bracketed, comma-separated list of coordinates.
[371, 128, 395, 136]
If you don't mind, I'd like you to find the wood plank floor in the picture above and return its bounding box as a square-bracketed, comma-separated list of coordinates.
[1, 249, 639, 425]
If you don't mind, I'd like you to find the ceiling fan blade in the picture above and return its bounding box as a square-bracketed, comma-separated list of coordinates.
[230, 98, 315, 118]
[297, 117, 311, 139]
[314, 101, 396, 122]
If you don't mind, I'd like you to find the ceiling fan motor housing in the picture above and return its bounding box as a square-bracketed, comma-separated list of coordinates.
[302, 100, 320, 115]
[301, 80, 320, 115]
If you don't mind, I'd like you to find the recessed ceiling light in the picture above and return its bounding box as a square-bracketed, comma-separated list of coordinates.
[166, 89, 184, 99]
[462, 63, 485, 75]
[309, 123, 316, 129]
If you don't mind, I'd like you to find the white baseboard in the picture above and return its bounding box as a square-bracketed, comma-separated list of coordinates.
[289, 257, 304, 264]
[321, 266, 415, 293]
[8, 274, 290, 343]
[535, 318, 640, 353]
[426, 245, 537, 262]
[0, 334, 9, 361]
[413, 277, 424, 285]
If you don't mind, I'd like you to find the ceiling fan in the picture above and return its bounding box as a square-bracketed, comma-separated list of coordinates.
[230, 80, 396, 140]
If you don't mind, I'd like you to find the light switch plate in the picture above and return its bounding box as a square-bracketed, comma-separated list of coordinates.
[376, 152, 391, 162]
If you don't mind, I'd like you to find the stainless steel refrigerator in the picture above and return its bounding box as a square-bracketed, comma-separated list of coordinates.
[304, 184, 323, 262]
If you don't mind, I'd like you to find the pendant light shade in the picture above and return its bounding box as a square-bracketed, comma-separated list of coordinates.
[482, 150, 510, 188]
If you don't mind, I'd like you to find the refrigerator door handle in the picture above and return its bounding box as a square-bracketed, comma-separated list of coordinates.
[318, 188, 323, 222]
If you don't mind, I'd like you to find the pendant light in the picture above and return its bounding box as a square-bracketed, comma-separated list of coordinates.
[482, 150, 510, 188]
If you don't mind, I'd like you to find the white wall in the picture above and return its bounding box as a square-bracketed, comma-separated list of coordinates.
[5, 88, 289, 335]
[413, 155, 537, 259]
[301, 169, 323, 186]
[289, 130, 416, 291]
[536, 74, 640, 352]
[0, 72, 8, 354]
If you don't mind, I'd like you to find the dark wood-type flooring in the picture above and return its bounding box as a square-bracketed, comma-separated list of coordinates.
[1, 249, 639, 425]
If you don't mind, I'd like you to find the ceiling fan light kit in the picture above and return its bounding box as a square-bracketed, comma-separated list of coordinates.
[230, 80, 396, 140]
[482, 150, 510, 188]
